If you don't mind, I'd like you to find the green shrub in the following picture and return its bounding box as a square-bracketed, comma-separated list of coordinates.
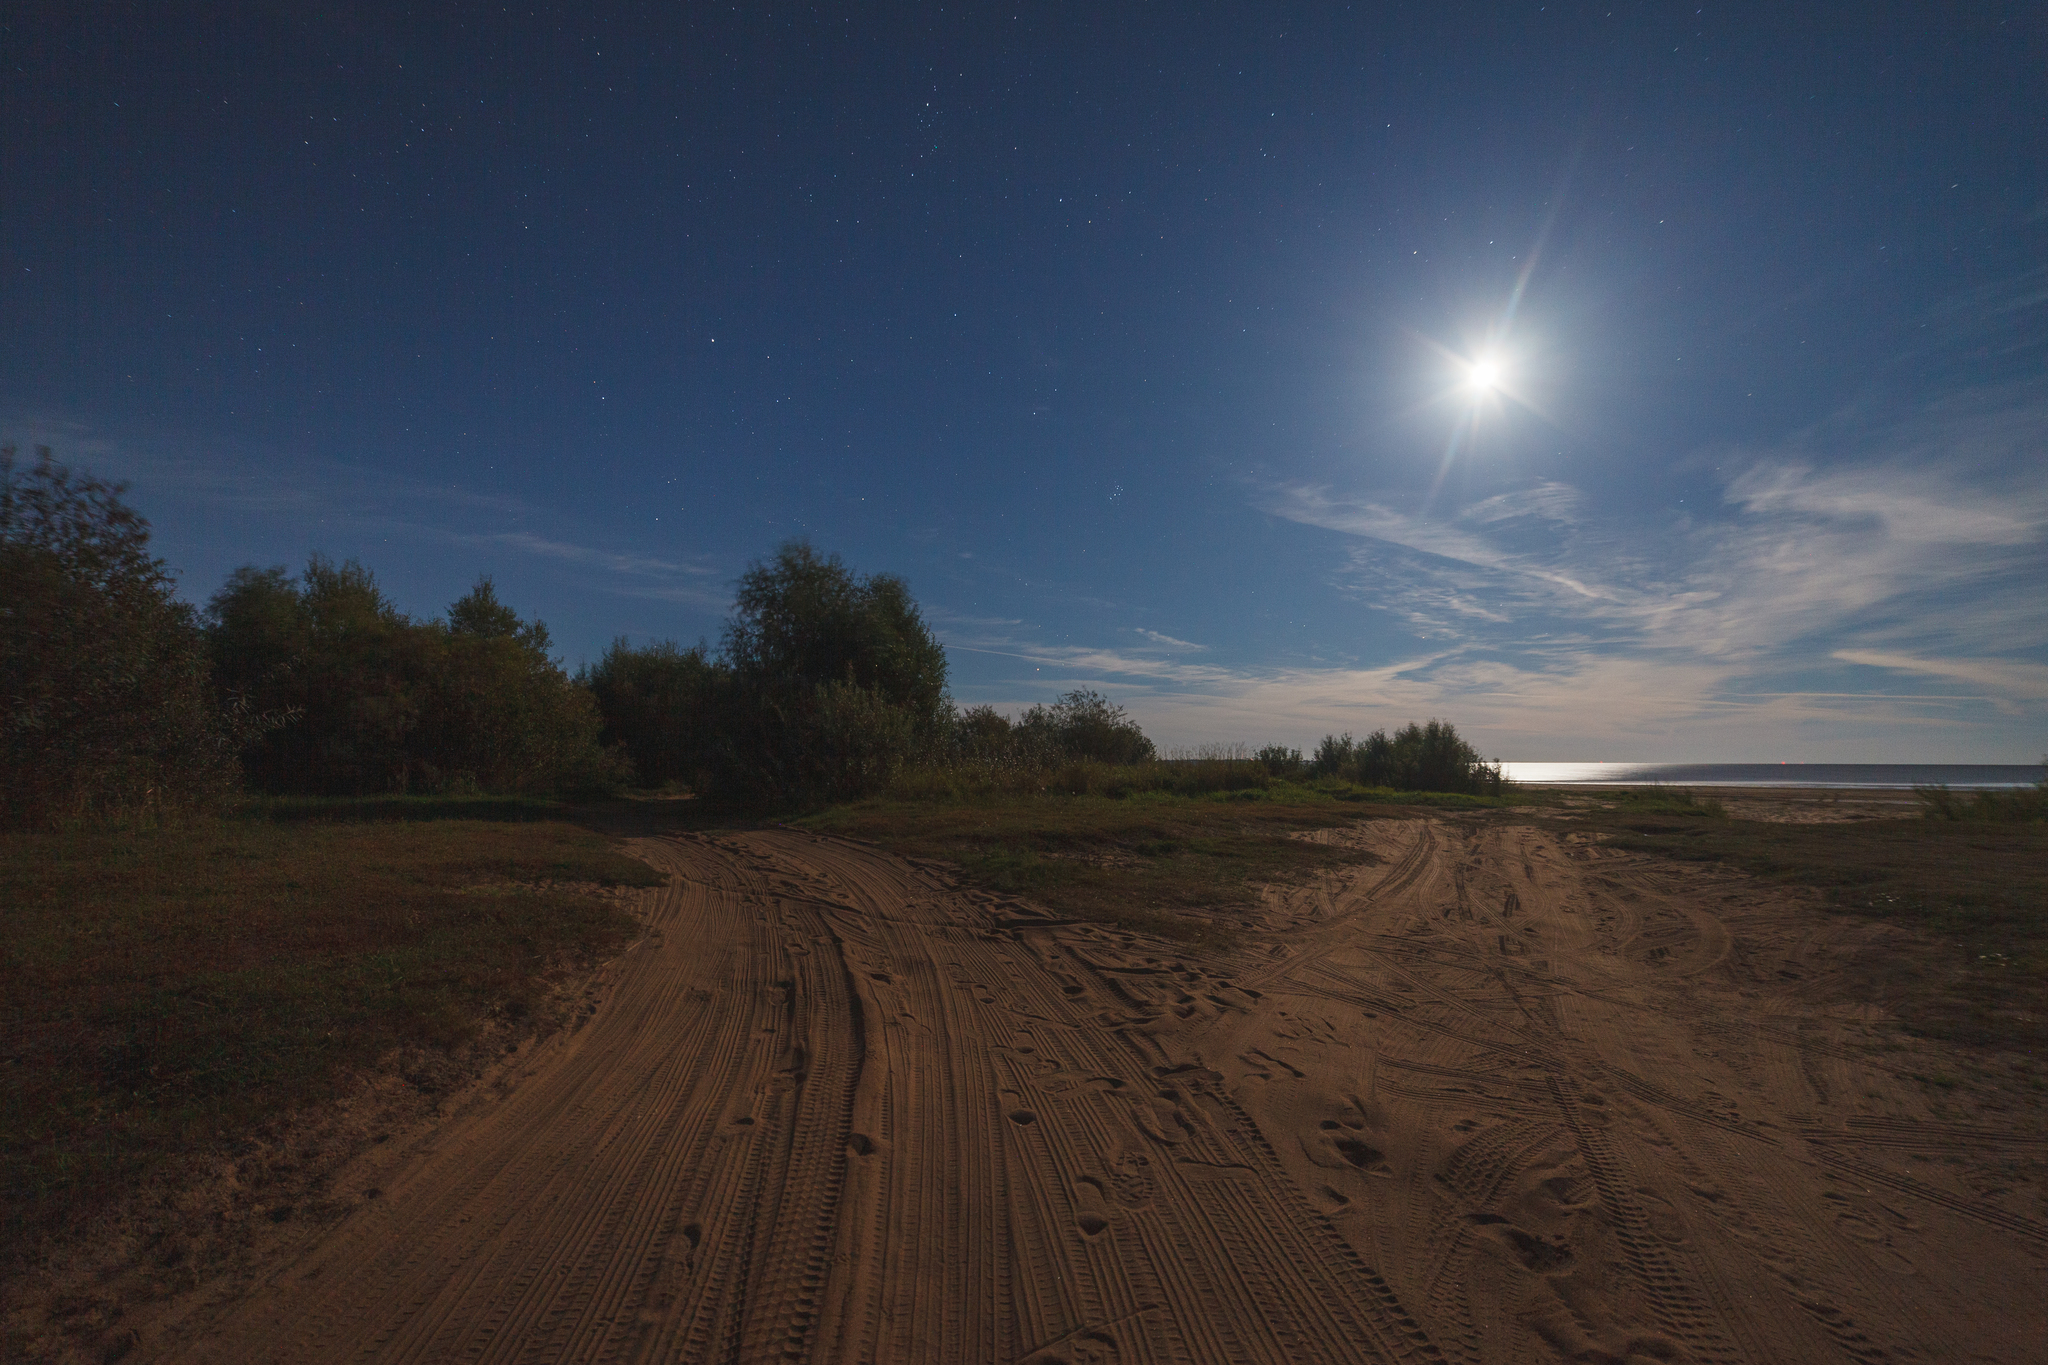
[1256, 743, 1306, 778]
[1015, 688, 1156, 764]
[1310, 719, 1502, 795]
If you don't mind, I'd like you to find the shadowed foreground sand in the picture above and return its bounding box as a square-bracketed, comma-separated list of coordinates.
[162, 820, 2045, 1363]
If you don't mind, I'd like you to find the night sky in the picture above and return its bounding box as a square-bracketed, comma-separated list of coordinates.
[6, 3, 2044, 760]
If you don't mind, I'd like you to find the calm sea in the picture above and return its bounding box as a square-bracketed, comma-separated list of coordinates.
[1500, 762, 2044, 789]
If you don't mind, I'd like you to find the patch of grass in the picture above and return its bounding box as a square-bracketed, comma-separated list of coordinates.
[243, 793, 569, 824]
[801, 792, 1395, 947]
[1594, 787, 1728, 819]
[1545, 808, 2048, 1048]
[0, 807, 662, 1245]
[1276, 780, 1530, 810]
[1915, 781, 2046, 823]
[884, 759, 1537, 809]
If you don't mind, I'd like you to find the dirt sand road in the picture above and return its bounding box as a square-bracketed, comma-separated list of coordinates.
[169, 820, 2046, 1363]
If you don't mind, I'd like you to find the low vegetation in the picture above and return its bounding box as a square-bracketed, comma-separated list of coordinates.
[1593, 786, 1729, 822]
[0, 805, 662, 1246]
[1301, 721, 1505, 796]
[1557, 798, 2048, 1049]
[1915, 776, 2046, 823]
[803, 792, 1393, 948]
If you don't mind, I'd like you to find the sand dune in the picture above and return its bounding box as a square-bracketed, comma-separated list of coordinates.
[168, 819, 2046, 1363]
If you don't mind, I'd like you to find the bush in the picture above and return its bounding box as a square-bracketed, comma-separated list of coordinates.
[1016, 688, 1156, 764]
[1310, 719, 1502, 795]
[1256, 744, 1306, 778]
[0, 447, 237, 825]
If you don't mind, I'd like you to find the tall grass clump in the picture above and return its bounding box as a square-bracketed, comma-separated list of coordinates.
[1603, 787, 1728, 818]
[1916, 765, 2047, 822]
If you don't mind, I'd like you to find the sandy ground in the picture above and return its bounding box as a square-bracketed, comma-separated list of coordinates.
[142, 816, 2046, 1364]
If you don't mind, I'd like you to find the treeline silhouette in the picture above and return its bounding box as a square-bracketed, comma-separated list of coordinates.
[4, 447, 1504, 823]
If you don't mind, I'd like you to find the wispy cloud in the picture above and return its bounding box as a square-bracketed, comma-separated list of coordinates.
[466, 531, 717, 581]
[1833, 651, 2048, 705]
[2, 413, 730, 609]
[1273, 387, 2048, 668]
[1133, 627, 1207, 651]
[946, 642, 1244, 687]
[958, 385, 2048, 757]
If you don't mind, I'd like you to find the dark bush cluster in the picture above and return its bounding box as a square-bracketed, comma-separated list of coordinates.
[1309, 720, 1504, 796]
[1017, 688, 1158, 765]
[935, 688, 1156, 770]
[1256, 744, 1306, 777]
[208, 563, 622, 797]
[580, 638, 719, 791]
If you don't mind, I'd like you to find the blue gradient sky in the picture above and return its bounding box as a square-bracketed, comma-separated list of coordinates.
[6, 3, 2044, 760]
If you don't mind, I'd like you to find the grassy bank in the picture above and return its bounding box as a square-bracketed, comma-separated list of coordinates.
[1551, 795, 2048, 1048]
[0, 804, 663, 1247]
[800, 787, 1440, 946]
[884, 756, 1526, 809]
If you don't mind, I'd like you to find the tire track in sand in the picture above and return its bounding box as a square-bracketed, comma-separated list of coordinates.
[168, 819, 2048, 1365]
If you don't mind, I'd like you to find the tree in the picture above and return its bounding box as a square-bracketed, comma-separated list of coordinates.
[447, 576, 528, 641]
[724, 541, 949, 724]
[956, 704, 1014, 744]
[581, 638, 720, 789]
[1, 446, 235, 823]
[1016, 688, 1156, 765]
[207, 563, 622, 795]
[417, 579, 623, 794]
[705, 540, 952, 804]
[207, 556, 420, 794]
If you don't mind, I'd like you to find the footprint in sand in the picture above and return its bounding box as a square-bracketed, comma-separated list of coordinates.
[1073, 1177, 1113, 1238]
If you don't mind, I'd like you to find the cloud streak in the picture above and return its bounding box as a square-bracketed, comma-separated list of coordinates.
[962, 385, 2048, 758]
[3, 412, 730, 609]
